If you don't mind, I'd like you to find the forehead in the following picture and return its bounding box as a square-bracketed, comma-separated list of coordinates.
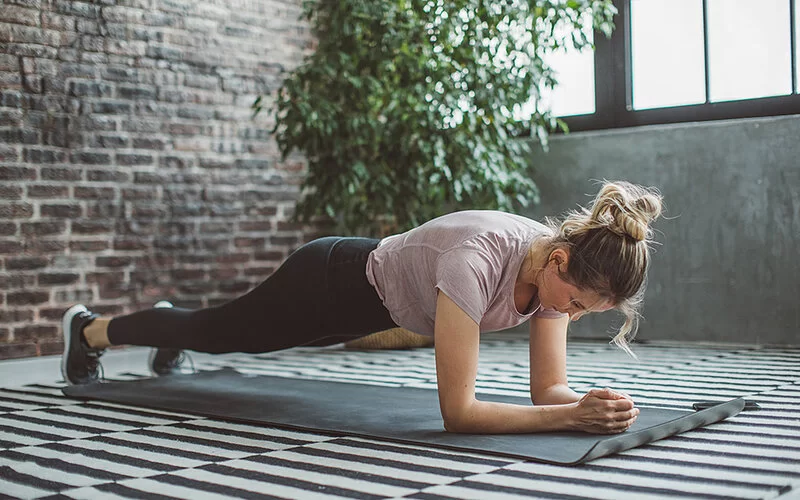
[566, 282, 615, 311]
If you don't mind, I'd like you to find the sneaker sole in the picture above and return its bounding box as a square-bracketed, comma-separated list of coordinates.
[61, 304, 88, 386]
[148, 301, 174, 377]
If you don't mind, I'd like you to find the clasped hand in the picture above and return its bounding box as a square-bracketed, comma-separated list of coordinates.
[570, 387, 639, 434]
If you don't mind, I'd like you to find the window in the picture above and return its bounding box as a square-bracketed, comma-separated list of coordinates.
[551, 0, 800, 132]
[541, 13, 596, 117]
[707, 0, 792, 101]
[516, 12, 597, 119]
[630, 0, 705, 109]
[794, 0, 800, 92]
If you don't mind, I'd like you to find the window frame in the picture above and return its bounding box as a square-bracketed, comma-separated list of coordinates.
[560, 0, 800, 132]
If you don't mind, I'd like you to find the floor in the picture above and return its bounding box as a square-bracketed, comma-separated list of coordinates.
[0, 333, 798, 499]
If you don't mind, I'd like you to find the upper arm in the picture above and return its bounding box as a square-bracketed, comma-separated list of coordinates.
[529, 314, 571, 401]
[434, 289, 480, 429]
[435, 248, 496, 326]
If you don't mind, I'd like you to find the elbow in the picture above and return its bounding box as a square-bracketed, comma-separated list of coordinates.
[531, 383, 580, 406]
[440, 402, 476, 433]
[529, 382, 547, 406]
[443, 414, 470, 433]
[442, 414, 463, 433]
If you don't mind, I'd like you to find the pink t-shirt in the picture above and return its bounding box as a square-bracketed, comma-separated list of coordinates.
[365, 210, 566, 336]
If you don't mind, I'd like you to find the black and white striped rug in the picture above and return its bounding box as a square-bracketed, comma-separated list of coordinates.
[0, 333, 798, 499]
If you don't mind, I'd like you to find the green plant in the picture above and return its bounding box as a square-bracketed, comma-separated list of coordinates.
[253, 0, 616, 236]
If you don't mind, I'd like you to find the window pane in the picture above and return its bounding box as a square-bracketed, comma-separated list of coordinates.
[708, 0, 792, 102]
[796, 0, 799, 93]
[545, 46, 595, 116]
[539, 15, 596, 117]
[631, 0, 706, 109]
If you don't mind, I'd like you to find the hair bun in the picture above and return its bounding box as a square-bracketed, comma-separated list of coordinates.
[591, 181, 663, 242]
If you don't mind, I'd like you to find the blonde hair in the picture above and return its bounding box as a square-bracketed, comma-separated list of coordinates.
[543, 181, 663, 356]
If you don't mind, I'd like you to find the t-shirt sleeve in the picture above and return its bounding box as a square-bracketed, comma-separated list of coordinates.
[434, 248, 498, 325]
[533, 307, 568, 319]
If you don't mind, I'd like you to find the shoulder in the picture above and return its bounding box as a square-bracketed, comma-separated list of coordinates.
[426, 211, 545, 240]
[434, 210, 538, 225]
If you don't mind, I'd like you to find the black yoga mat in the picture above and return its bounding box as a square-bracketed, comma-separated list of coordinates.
[63, 368, 744, 465]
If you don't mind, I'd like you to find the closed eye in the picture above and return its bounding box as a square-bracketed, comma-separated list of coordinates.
[571, 297, 585, 310]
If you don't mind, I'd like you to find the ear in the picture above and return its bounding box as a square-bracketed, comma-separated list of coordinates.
[549, 248, 569, 269]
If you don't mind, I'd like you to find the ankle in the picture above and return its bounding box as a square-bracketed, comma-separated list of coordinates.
[83, 318, 112, 349]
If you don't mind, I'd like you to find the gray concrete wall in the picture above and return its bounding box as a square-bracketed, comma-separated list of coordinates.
[519, 114, 800, 346]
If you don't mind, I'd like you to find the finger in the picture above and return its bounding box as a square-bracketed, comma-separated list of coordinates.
[589, 387, 617, 399]
[605, 387, 624, 398]
[618, 391, 634, 402]
[607, 388, 634, 401]
[612, 398, 635, 411]
[588, 418, 634, 434]
[596, 398, 633, 412]
[599, 414, 636, 431]
[603, 387, 623, 398]
[604, 388, 635, 402]
[607, 418, 636, 433]
[612, 408, 640, 421]
[596, 422, 631, 434]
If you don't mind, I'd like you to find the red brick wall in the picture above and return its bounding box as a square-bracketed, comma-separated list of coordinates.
[0, 0, 322, 359]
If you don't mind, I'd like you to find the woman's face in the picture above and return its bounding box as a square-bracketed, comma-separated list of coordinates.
[537, 250, 615, 321]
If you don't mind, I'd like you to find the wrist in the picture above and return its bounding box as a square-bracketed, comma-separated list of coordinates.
[559, 401, 579, 431]
[535, 401, 579, 432]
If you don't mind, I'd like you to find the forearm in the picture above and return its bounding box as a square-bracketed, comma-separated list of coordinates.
[531, 383, 581, 406]
[444, 399, 575, 434]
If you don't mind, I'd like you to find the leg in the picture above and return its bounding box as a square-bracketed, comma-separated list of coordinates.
[93, 237, 396, 354]
[83, 318, 111, 348]
[322, 237, 399, 339]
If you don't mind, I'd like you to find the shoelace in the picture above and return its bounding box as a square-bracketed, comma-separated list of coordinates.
[85, 348, 106, 382]
[169, 351, 196, 374]
[79, 311, 106, 382]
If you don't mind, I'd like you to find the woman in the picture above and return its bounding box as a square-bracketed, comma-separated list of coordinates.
[62, 180, 662, 435]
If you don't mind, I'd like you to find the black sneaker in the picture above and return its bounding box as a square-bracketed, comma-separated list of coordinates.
[61, 304, 105, 385]
[148, 301, 191, 376]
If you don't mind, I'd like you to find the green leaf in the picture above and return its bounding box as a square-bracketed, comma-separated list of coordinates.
[261, 0, 614, 235]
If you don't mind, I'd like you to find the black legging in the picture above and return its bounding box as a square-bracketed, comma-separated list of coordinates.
[107, 237, 399, 353]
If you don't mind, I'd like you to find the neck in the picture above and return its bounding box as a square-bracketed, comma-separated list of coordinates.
[519, 239, 551, 288]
